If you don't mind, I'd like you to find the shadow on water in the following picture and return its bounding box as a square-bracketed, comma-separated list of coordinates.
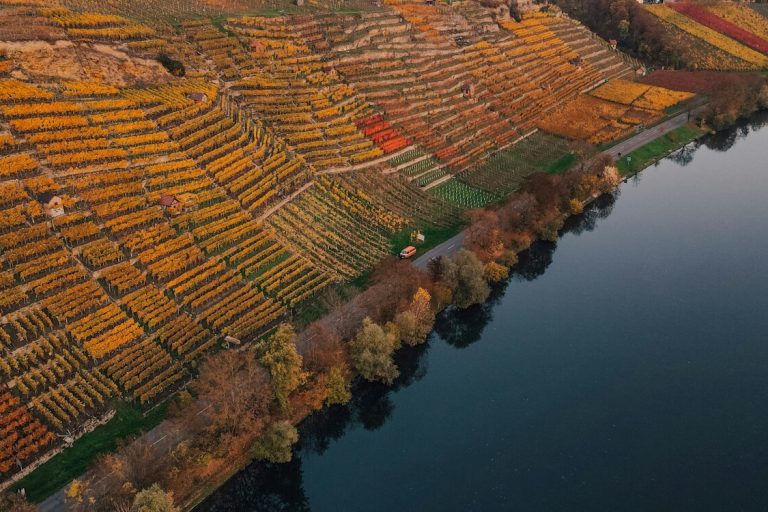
[430, 190, 620, 350]
[199, 112, 768, 511]
[198, 191, 623, 512]
[197, 456, 311, 512]
[701, 109, 768, 152]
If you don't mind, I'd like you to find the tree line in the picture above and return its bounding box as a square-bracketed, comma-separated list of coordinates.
[2, 156, 622, 512]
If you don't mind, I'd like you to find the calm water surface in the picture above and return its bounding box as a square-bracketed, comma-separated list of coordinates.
[201, 114, 768, 512]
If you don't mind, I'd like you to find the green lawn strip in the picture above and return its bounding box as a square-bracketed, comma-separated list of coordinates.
[616, 125, 705, 176]
[545, 152, 577, 174]
[15, 402, 168, 503]
[389, 221, 466, 256]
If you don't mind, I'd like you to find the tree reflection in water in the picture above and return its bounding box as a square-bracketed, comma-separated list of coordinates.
[703, 110, 768, 152]
[200, 457, 310, 512]
[199, 190, 626, 512]
[668, 143, 698, 167]
[200, 113, 768, 510]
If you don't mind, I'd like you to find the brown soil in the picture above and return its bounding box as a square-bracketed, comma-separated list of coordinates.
[0, 40, 171, 86]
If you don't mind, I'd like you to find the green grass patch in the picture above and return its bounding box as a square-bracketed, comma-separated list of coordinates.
[15, 401, 168, 503]
[293, 298, 332, 327]
[545, 153, 577, 174]
[349, 269, 373, 290]
[616, 125, 705, 176]
[390, 220, 465, 257]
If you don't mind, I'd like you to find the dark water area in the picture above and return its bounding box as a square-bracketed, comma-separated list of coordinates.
[200, 112, 768, 512]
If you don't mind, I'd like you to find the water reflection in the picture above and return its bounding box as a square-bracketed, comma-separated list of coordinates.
[434, 299, 495, 349]
[202, 343, 438, 509]
[200, 189, 623, 512]
[667, 143, 697, 167]
[703, 109, 768, 152]
[200, 458, 310, 512]
[199, 113, 766, 512]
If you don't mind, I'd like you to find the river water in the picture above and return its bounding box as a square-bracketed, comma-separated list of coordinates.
[200, 113, 768, 512]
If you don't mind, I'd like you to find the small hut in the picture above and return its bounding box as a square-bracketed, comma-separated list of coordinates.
[188, 92, 208, 103]
[250, 40, 265, 53]
[159, 193, 196, 216]
[461, 82, 475, 99]
[36, 192, 64, 218]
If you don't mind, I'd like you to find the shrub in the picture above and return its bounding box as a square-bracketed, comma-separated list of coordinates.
[131, 485, 178, 512]
[484, 262, 509, 283]
[348, 318, 399, 384]
[325, 366, 352, 406]
[250, 422, 299, 464]
[440, 249, 490, 309]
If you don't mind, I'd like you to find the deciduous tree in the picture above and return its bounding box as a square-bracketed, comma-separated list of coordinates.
[297, 321, 344, 373]
[441, 250, 491, 309]
[250, 422, 299, 463]
[325, 365, 352, 406]
[131, 485, 178, 512]
[194, 349, 273, 436]
[262, 323, 308, 413]
[395, 288, 436, 345]
[484, 261, 509, 283]
[349, 318, 399, 384]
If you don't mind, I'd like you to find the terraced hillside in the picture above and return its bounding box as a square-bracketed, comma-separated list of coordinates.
[645, 2, 768, 70]
[0, 0, 724, 487]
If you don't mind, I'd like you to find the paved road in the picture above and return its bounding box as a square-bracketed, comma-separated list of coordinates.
[411, 107, 705, 269]
[37, 417, 188, 512]
[606, 107, 705, 160]
[33, 106, 703, 512]
[412, 231, 466, 269]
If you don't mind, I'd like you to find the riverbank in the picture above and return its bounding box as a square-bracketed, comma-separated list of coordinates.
[413, 115, 709, 267]
[616, 125, 705, 176]
[183, 110, 716, 512]
[21, 104, 714, 512]
[215, 110, 768, 511]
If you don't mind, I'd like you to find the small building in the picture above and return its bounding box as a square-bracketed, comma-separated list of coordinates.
[36, 192, 64, 218]
[187, 92, 208, 103]
[250, 41, 265, 53]
[461, 82, 475, 99]
[159, 193, 196, 216]
[159, 194, 177, 208]
[609, 39, 618, 51]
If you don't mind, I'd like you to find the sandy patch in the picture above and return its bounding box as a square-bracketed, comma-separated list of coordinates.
[0, 40, 171, 86]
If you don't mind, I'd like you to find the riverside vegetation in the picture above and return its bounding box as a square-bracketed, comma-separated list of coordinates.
[3, 0, 768, 509]
[51, 156, 621, 511]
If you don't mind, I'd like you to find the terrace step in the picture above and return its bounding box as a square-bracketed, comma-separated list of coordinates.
[422, 173, 453, 191]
